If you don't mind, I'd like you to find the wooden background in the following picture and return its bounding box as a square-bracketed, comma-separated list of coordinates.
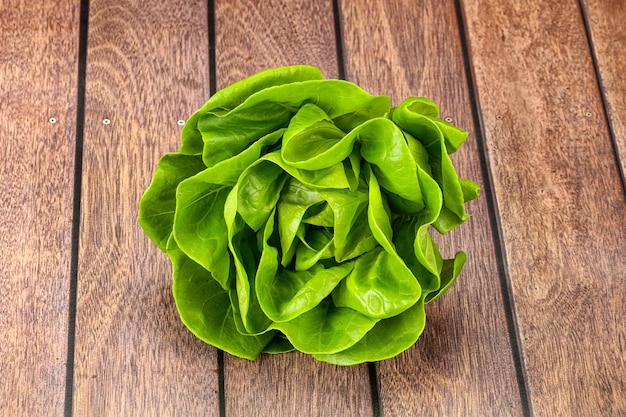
[1, 0, 625, 416]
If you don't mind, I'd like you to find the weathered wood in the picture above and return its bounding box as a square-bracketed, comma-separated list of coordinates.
[581, 0, 626, 183]
[3, 1, 625, 415]
[215, 0, 339, 86]
[226, 352, 373, 417]
[72, 1, 220, 415]
[461, 0, 626, 415]
[340, 1, 525, 415]
[214, 1, 372, 416]
[0, 2, 79, 416]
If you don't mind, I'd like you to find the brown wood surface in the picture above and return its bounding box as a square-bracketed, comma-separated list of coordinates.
[341, 1, 525, 415]
[582, 0, 626, 181]
[0, 3, 79, 416]
[215, 0, 339, 84]
[71, 0, 220, 415]
[3, 0, 625, 415]
[461, 0, 626, 416]
[215, 1, 373, 416]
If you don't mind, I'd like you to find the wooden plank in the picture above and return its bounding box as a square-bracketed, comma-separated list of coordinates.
[214, 1, 373, 416]
[72, 1, 220, 415]
[581, 0, 626, 182]
[461, 0, 626, 415]
[340, 1, 525, 415]
[226, 352, 372, 416]
[215, 0, 339, 86]
[0, 2, 79, 416]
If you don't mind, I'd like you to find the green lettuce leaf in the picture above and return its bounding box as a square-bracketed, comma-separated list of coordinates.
[169, 238, 274, 360]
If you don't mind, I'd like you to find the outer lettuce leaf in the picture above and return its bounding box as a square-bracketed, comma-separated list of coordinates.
[169, 239, 274, 360]
[331, 248, 421, 319]
[198, 80, 390, 168]
[270, 298, 379, 355]
[179, 65, 324, 155]
[392, 97, 473, 233]
[262, 334, 295, 354]
[313, 297, 426, 365]
[199, 129, 284, 186]
[173, 173, 231, 289]
[424, 251, 466, 303]
[138, 153, 206, 251]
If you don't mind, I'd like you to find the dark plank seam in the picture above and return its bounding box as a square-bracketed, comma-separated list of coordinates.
[64, 0, 90, 416]
[367, 362, 381, 417]
[217, 350, 226, 417]
[208, 0, 217, 99]
[207, 1, 226, 416]
[332, 0, 346, 80]
[576, 0, 626, 198]
[453, 1, 534, 416]
[332, 2, 381, 416]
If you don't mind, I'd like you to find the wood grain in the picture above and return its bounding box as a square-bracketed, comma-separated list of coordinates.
[226, 352, 373, 417]
[461, 0, 626, 415]
[3, 1, 625, 416]
[340, 1, 525, 415]
[72, 1, 220, 415]
[581, 0, 626, 183]
[214, 1, 372, 416]
[215, 0, 339, 87]
[0, 2, 79, 416]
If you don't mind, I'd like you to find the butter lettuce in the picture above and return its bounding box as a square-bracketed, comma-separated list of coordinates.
[138, 65, 479, 364]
